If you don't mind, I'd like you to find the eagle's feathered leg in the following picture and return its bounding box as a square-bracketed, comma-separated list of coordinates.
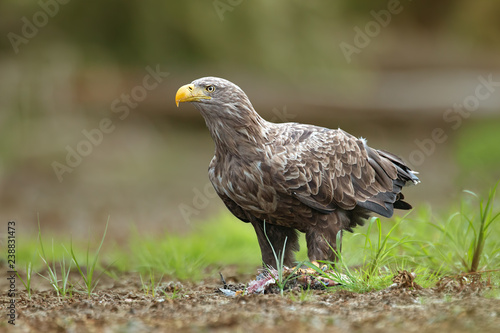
[306, 207, 372, 263]
[251, 221, 299, 268]
[305, 227, 342, 264]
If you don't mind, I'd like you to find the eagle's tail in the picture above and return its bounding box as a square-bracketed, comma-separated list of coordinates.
[377, 149, 419, 211]
[377, 150, 420, 185]
[357, 149, 419, 218]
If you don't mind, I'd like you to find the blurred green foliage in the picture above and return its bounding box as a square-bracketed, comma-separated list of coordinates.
[454, 119, 500, 188]
[2, 0, 500, 69]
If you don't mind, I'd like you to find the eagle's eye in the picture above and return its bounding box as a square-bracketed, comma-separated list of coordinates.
[206, 85, 215, 93]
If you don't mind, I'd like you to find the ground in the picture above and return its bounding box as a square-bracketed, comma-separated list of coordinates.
[3, 272, 500, 332]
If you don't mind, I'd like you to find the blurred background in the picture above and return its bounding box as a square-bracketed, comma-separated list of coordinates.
[1, 0, 499, 241]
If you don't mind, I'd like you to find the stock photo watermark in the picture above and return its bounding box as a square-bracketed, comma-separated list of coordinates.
[7, 0, 72, 54]
[51, 65, 169, 182]
[339, 0, 412, 64]
[178, 182, 218, 225]
[269, 106, 296, 123]
[6, 221, 17, 325]
[213, 0, 244, 21]
[405, 73, 500, 168]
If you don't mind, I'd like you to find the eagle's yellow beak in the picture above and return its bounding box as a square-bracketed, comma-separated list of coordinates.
[175, 84, 212, 107]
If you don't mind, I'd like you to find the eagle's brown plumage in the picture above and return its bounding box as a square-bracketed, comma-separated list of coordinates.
[176, 77, 420, 268]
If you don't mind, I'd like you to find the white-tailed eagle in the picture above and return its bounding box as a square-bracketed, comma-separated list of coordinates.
[176, 77, 420, 267]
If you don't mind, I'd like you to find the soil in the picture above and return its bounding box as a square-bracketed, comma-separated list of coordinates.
[2, 271, 500, 333]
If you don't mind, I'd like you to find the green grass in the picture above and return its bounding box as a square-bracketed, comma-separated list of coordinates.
[15, 221, 110, 297]
[262, 222, 303, 296]
[70, 218, 109, 296]
[304, 218, 442, 293]
[288, 288, 313, 302]
[13, 183, 500, 297]
[427, 184, 500, 273]
[112, 214, 261, 280]
[37, 229, 74, 298]
[139, 269, 164, 297]
[163, 286, 183, 300]
[16, 262, 34, 299]
[306, 184, 500, 292]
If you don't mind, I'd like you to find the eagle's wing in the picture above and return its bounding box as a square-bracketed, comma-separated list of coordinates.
[271, 125, 410, 218]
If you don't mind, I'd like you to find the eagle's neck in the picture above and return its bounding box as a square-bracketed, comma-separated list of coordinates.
[195, 102, 270, 157]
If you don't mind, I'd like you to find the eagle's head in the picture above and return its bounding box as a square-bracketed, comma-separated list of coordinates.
[175, 77, 268, 150]
[175, 77, 248, 108]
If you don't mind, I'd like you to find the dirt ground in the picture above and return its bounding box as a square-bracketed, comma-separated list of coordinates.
[2, 271, 500, 333]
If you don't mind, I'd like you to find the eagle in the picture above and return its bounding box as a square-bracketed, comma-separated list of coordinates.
[175, 77, 419, 268]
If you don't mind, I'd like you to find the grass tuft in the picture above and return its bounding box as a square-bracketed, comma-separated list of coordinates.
[70, 217, 109, 296]
[37, 224, 73, 298]
[139, 269, 164, 297]
[16, 262, 34, 299]
[425, 182, 500, 273]
[262, 221, 303, 296]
